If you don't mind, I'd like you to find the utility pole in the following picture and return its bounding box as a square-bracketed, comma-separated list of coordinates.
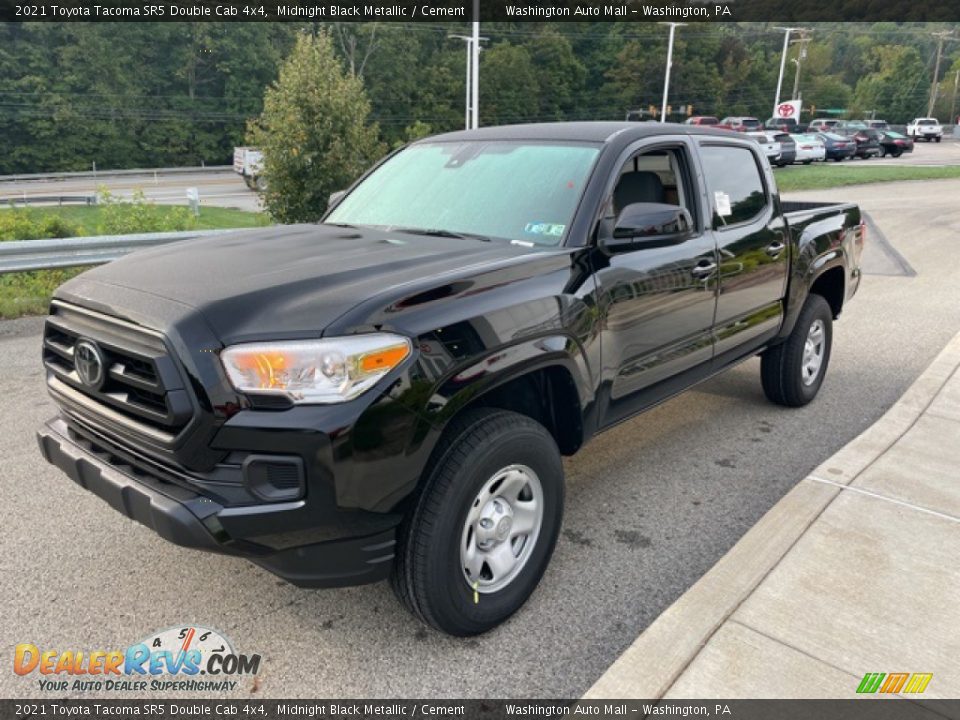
[773, 27, 807, 111]
[790, 32, 812, 101]
[928, 31, 955, 118]
[951, 68, 960, 124]
[658, 22, 686, 123]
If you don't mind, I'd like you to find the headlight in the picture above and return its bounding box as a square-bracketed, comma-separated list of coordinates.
[220, 334, 411, 404]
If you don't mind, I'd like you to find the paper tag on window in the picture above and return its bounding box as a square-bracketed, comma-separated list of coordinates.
[714, 191, 732, 217]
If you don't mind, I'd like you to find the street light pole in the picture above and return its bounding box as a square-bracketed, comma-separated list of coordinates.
[659, 22, 686, 123]
[448, 34, 473, 129]
[471, 0, 480, 129]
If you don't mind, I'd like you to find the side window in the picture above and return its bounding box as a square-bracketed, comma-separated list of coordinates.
[699, 145, 768, 229]
[609, 147, 695, 224]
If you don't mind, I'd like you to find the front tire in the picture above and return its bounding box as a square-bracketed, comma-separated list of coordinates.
[761, 294, 833, 407]
[391, 409, 564, 636]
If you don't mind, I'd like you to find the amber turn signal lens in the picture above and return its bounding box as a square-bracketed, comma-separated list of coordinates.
[359, 344, 410, 373]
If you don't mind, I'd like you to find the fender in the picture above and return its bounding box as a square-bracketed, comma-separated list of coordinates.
[776, 208, 855, 341]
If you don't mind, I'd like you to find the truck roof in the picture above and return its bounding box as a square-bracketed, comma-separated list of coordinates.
[423, 121, 734, 145]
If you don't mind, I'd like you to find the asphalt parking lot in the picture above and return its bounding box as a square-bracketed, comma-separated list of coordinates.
[2, 178, 959, 699]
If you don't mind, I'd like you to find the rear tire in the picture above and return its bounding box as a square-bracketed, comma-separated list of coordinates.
[761, 294, 833, 407]
[391, 408, 564, 636]
[935, 137, 941, 143]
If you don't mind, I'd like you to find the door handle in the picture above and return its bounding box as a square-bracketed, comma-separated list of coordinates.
[766, 241, 786, 257]
[691, 260, 717, 278]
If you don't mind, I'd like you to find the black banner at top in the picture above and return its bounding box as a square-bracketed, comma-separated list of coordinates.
[1, 0, 959, 22]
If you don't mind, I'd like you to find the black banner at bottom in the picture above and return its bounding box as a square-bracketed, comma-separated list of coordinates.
[2, 699, 959, 720]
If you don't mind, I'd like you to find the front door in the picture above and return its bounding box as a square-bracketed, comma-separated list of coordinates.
[592, 140, 719, 427]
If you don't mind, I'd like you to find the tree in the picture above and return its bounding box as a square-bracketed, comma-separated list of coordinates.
[247, 31, 384, 223]
[480, 42, 540, 125]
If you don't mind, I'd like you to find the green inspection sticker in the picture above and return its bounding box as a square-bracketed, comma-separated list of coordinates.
[524, 222, 566, 237]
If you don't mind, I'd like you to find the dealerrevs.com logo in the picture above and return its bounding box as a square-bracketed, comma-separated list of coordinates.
[14, 626, 261, 693]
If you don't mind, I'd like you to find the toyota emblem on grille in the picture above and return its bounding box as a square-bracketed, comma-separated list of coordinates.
[74, 339, 105, 390]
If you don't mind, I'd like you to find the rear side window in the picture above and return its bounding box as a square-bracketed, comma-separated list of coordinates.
[699, 145, 768, 229]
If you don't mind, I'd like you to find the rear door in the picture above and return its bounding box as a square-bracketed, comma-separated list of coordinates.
[695, 140, 789, 359]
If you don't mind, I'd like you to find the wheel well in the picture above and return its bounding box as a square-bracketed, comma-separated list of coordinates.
[457, 366, 584, 456]
[809, 266, 845, 318]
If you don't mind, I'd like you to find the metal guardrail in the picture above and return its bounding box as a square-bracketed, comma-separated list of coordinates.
[4, 195, 97, 207]
[0, 229, 242, 274]
[0, 165, 232, 184]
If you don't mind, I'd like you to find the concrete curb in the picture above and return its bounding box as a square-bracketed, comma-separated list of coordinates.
[584, 329, 960, 700]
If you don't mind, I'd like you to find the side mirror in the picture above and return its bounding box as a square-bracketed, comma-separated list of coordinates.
[601, 203, 694, 253]
[328, 190, 346, 210]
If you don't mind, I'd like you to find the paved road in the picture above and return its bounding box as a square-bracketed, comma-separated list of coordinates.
[0, 169, 261, 212]
[2, 179, 959, 699]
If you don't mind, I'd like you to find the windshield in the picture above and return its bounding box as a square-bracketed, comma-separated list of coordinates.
[917, 119, 937, 125]
[326, 141, 600, 246]
[886, 131, 907, 139]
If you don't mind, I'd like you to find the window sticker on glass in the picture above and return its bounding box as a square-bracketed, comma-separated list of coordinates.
[523, 222, 566, 237]
[714, 191, 732, 217]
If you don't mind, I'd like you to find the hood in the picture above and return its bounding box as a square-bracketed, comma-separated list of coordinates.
[56, 223, 545, 345]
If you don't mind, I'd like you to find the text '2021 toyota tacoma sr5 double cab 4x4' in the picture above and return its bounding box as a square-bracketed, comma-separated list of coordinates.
[38, 123, 864, 635]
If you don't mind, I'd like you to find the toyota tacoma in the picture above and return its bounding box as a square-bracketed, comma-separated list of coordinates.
[38, 123, 864, 635]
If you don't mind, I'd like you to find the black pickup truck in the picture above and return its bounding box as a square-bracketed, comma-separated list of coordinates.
[38, 123, 864, 635]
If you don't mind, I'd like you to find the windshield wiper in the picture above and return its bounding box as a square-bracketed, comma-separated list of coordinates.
[394, 227, 491, 242]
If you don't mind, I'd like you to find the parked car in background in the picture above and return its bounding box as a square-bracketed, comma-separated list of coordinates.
[721, 116, 762, 132]
[816, 132, 857, 161]
[866, 120, 889, 130]
[772, 132, 796, 166]
[906, 118, 943, 142]
[745, 131, 782, 165]
[835, 121, 868, 137]
[765, 117, 802, 133]
[878, 131, 915, 157]
[808, 119, 841, 132]
[791, 134, 826, 164]
[851, 129, 882, 159]
[685, 116, 720, 126]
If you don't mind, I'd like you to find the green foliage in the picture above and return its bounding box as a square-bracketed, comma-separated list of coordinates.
[853, 46, 930, 123]
[247, 32, 384, 223]
[1, 22, 957, 175]
[0, 208, 80, 241]
[0, 201, 264, 319]
[96, 189, 197, 234]
[774, 164, 960, 192]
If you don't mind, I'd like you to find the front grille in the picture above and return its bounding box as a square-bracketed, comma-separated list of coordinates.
[43, 301, 194, 441]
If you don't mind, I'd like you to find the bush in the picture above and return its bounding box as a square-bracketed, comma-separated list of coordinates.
[0, 208, 81, 241]
[96, 189, 197, 234]
[0, 193, 199, 319]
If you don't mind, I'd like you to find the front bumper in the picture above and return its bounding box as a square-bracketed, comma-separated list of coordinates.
[37, 418, 397, 588]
